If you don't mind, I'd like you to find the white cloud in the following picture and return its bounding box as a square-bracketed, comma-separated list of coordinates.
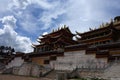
[0, 0, 12, 18]
[9, 0, 53, 10]
[8, 0, 68, 33]
[9, 0, 29, 10]
[1, 16, 17, 29]
[27, 0, 53, 9]
[40, 6, 66, 30]
[1, 0, 120, 35]
[63, 0, 120, 33]
[0, 16, 33, 53]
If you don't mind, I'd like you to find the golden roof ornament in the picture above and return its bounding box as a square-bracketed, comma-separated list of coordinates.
[110, 18, 113, 23]
[64, 25, 66, 28]
[102, 23, 104, 27]
[89, 27, 93, 31]
[99, 25, 102, 28]
[60, 26, 63, 29]
[58, 27, 60, 30]
[52, 29, 54, 32]
[105, 22, 109, 26]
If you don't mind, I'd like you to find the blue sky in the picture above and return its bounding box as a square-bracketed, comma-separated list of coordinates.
[0, 0, 120, 53]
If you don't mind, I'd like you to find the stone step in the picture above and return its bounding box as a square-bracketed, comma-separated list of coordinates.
[45, 70, 57, 79]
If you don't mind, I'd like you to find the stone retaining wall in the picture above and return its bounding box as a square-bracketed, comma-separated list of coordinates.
[12, 62, 51, 77]
[53, 50, 108, 71]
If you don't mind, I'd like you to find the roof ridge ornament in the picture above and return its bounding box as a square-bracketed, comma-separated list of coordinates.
[58, 27, 60, 30]
[110, 18, 113, 23]
[102, 23, 105, 27]
[89, 27, 93, 31]
[64, 25, 66, 28]
[52, 29, 54, 32]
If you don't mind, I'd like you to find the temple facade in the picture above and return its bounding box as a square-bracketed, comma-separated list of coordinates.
[29, 25, 77, 66]
[29, 16, 120, 68]
[32, 25, 77, 53]
[76, 16, 120, 46]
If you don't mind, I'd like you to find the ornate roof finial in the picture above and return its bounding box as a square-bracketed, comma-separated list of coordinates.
[89, 27, 93, 31]
[99, 25, 102, 28]
[105, 22, 109, 26]
[60, 25, 63, 29]
[64, 25, 66, 28]
[52, 29, 54, 32]
[58, 27, 60, 30]
[102, 23, 104, 27]
[110, 18, 113, 23]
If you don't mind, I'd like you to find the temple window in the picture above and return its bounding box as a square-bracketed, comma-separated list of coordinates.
[44, 60, 49, 64]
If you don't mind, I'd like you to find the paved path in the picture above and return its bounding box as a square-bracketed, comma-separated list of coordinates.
[0, 74, 52, 80]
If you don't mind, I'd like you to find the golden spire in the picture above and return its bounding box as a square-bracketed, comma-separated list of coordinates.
[102, 23, 104, 27]
[99, 25, 102, 28]
[58, 27, 60, 30]
[89, 27, 93, 30]
[110, 18, 113, 23]
[64, 25, 66, 28]
[105, 22, 109, 26]
[52, 29, 54, 32]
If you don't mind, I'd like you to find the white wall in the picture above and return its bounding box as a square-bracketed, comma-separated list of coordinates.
[6, 57, 24, 69]
[52, 50, 108, 71]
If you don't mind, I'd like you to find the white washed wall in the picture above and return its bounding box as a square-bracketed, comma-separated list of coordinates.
[52, 50, 108, 71]
[6, 57, 24, 69]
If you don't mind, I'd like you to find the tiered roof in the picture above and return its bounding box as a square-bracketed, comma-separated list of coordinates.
[76, 17, 120, 44]
[32, 25, 77, 53]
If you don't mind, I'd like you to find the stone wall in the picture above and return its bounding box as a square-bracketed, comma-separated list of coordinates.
[52, 50, 108, 71]
[18, 63, 33, 76]
[76, 62, 120, 79]
[78, 71, 103, 78]
[12, 62, 51, 77]
[0, 63, 5, 73]
[103, 62, 120, 79]
[11, 61, 120, 79]
[6, 57, 24, 69]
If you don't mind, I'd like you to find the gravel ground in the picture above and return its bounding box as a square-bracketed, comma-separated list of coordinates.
[0, 74, 52, 80]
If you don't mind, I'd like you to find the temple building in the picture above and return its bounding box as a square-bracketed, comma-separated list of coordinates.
[28, 16, 120, 67]
[32, 25, 77, 53]
[52, 16, 120, 71]
[76, 16, 120, 46]
[29, 25, 77, 66]
[1, 16, 120, 74]
[75, 16, 120, 62]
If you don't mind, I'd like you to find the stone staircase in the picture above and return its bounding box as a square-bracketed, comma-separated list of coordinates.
[44, 70, 73, 79]
[45, 70, 57, 79]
